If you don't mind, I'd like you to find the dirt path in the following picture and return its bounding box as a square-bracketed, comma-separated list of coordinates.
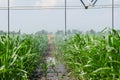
[30, 34, 69, 80]
[44, 34, 68, 80]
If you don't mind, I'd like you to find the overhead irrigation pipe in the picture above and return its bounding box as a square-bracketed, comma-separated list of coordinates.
[0, 5, 120, 10]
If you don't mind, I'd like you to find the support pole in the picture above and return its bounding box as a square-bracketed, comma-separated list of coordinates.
[112, 0, 114, 29]
[7, 0, 10, 61]
[8, 0, 10, 36]
[65, 0, 67, 36]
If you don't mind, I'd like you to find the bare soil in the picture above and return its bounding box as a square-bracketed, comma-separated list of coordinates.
[30, 34, 69, 80]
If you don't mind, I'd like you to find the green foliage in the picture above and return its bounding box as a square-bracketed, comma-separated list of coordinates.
[60, 29, 120, 79]
[0, 34, 48, 80]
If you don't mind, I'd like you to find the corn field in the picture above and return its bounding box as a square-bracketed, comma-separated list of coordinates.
[0, 34, 48, 80]
[1, 29, 120, 80]
[57, 29, 120, 79]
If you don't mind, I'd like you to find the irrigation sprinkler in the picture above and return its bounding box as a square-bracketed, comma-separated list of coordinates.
[80, 0, 98, 9]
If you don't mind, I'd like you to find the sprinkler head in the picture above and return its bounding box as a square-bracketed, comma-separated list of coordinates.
[85, 6, 88, 9]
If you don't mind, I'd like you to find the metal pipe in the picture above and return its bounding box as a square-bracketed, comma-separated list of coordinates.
[8, 0, 10, 36]
[65, 0, 67, 36]
[112, 0, 114, 29]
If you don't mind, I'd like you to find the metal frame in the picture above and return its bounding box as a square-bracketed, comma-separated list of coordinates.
[7, 0, 115, 36]
[80, 0, 98, 9]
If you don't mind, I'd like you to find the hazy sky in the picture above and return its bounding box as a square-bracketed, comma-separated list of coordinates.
[0, 0, 120, 33]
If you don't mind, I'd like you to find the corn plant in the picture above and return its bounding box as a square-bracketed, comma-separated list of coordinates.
[0, 34, 48, 80]
[59, 29, 120, 79]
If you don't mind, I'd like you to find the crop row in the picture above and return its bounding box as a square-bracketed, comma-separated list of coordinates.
[0, 34, 48, 80]
[58, 29, 120, 79]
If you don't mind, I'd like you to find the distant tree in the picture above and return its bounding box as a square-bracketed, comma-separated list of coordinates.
[89, 29, 96, 34]
[0, 30, 5, 35]
[55, 30, 64, 35]
[9, 31, 21, 35]
[72, 29, 82, 34]
[67, 29, 71, 34]
[35, 30, 48, 34]
[117, 30, 120, 33]
[48, 32, 53, 34]
[0, 30, 3, 35]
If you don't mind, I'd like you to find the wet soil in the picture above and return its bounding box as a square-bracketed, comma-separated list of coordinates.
[30, 34, 69, 80]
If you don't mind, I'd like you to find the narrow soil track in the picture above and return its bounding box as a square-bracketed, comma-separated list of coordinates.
[44, 34, 69, 80]
[30, 34, 69, 80]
